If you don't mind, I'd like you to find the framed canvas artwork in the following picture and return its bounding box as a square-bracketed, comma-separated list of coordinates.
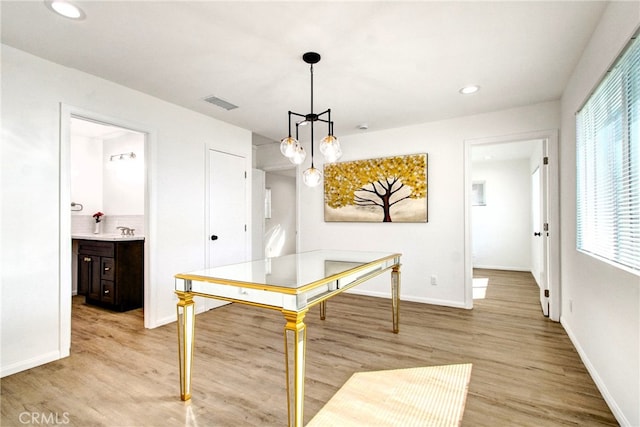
[324, 153, 428, 222]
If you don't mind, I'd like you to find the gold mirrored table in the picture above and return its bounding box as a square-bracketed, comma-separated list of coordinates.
[175, 250, 402, 427]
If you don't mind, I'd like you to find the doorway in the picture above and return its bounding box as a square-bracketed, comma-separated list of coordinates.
[251, 167, 298, 260]
[464, 130, 560, 320]
[69, 116, 146, 297]
[264, 169, 297, 257]
[60, 105, 152, 342]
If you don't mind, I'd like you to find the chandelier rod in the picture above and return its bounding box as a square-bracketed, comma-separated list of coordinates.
[310, 62, 315, 168]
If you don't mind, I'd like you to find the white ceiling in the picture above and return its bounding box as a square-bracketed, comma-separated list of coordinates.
[1, 1, 607, 145]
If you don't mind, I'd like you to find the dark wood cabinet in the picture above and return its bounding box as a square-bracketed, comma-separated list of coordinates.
[76, 239, 144, 312]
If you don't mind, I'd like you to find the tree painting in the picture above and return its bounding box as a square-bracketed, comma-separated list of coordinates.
[324, 154, 427, 222]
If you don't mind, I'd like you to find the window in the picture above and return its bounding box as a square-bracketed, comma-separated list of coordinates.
[472, 181, 486, 206]
[576, 34, 640, 274]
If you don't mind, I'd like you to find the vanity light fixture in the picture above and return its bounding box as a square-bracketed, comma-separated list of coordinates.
[45, 0, 85, 20]
[110, 152, 136, 161]
[459, 85, 480, 95]
[281, 52, 342, 187]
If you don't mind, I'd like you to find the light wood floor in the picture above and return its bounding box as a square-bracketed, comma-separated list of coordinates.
[1, 269, 617, 426]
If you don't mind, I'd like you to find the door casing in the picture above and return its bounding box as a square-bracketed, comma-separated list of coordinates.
[464, 129, 560, 321]
[60, 103, 154, 354]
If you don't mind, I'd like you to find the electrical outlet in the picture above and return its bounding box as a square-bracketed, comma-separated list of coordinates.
[430, 275, 437, 286]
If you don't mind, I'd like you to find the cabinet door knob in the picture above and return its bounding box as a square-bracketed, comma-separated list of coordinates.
[104, 267, 111, 271]
[104, 289, 110, 294]
[84, 257, 92, 262]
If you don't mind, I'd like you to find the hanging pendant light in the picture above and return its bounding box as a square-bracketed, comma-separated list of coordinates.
[289, 141, 307, 165]
[281, 52, 341, 186]
[320, 134, 342, 163]
[280, 136, 297, 158]
[302, 166, 322, 187]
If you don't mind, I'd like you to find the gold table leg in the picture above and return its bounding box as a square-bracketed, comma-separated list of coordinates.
[391, 264, 401, 334]
[176, 291, 196, 401]
[283, 309, 308, 427]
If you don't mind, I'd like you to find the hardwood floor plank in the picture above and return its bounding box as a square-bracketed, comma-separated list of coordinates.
[1, 269, 617, 426]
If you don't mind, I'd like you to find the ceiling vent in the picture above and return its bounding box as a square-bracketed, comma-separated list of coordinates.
[203, 95, 238, 111]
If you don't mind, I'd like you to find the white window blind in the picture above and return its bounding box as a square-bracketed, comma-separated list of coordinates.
[576, 34, 640, 274]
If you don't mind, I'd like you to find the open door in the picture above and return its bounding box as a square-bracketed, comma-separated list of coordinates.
[539, 140, 551, 316]
[531, 146, 549, 316]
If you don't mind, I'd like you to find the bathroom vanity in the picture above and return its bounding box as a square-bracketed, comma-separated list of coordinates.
[74, 234, 144, 312]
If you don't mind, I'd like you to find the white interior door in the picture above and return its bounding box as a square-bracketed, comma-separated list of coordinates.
[205, 149, 247, 310]
[531, 165, 548, 315]
[531, 167, 542, 283]
[537, 142, 550, 317]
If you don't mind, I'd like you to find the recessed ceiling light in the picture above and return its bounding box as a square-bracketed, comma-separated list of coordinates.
[459, 85, 480, 95]
[45, 1, 85, 20]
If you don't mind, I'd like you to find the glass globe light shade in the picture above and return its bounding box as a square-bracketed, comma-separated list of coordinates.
[289, 143, 306, 165]
[319, 135, 338, 154]
[302, 166, 322, 187]
[280, 136, 297, 158]
[320, 135, 342, 162]
[323, 145, 342, 163]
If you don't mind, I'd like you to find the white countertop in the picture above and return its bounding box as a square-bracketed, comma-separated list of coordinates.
[72, 233, 145, 242]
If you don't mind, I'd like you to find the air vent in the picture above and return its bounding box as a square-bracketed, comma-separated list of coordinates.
[203, 95, 238, 111]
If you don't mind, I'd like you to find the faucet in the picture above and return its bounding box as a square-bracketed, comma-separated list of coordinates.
[116, 226, 135, 236]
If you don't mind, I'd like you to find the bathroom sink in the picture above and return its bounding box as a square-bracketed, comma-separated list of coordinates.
[72, 233, 144, 242]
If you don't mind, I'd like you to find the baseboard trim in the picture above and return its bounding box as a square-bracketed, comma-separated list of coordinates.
[346, 289, 468, 309]
[561, 316, 628, 426]
[1, 350, 62, 378]
[473, 264, 531, 272]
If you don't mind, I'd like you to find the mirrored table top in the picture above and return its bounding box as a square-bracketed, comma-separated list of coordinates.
[176, 250, 400, 293]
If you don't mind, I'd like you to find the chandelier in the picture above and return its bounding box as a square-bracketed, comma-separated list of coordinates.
[280, 52, 342, 187]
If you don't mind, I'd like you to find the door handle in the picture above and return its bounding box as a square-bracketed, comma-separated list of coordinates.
[211, 235, 218, 241]
[534, 232, 541, 236]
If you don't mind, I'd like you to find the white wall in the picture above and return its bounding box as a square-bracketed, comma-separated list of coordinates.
[71, 130, 145, 220]
[255, 143, 292, 171]
[287, 101, 560, 308]
[103, 132, 145, 216]
[71, 135, 103, 215]
[251, 168, 266, 260]
[1, 44, 252, 377]
[471, 158, 531, 270]
[265, 172, 297, 257]
[559, 2, 640, 425]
